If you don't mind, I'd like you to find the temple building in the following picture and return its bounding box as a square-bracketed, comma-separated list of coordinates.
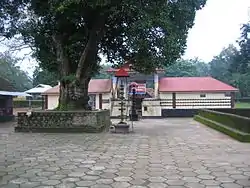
[42, 63, 238, 117]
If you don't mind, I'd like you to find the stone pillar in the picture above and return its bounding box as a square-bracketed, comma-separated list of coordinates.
[44, 95, 48, 110]
[172, 93, 176, 109]
[231, 92, 235, 108]
[99, 94, 102, 110]
[112, 76, 117, 98]
[124, 78, 128, 99]
[154, 73, 159, 98]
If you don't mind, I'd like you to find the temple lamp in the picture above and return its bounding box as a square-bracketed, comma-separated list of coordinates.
[114, 68, 129, 125]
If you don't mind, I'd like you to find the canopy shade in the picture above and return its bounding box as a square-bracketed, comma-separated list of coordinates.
[0, 91, 32, 97]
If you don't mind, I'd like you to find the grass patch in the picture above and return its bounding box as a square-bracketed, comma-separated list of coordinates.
[235, 102, 250, 109]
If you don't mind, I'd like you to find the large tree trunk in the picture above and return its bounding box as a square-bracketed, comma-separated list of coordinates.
[54, 17, 105, 110]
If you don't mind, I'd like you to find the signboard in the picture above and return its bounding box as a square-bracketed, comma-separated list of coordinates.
[129, 83, 146, 94]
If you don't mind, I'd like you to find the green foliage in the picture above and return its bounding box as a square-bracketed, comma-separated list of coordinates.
[1, 0, 206, 109]
[194, 115, 250, 142]
[1, 0, 206, 75]
[235, 102, 250, 109]
[198, 109, 250, 133]
[33, 67, 59, 86]
[208, 35, 250, 97]
[0, 52, 32, 91]
[215, 108, 250, 117]
[165, 58, 209, 77]
[230, 23, 250, 74]
[13, 100, 43, 108]
[93, 64, 111, 79]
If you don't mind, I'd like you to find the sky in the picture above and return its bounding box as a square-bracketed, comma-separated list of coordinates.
[0, 0, 250, 76]
[183, 0, 250, 61]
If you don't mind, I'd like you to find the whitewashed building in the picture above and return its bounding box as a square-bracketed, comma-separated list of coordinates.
[42, 79, 111, 110]
[42, 64, 238, 117]
[25, 84, 52, 99]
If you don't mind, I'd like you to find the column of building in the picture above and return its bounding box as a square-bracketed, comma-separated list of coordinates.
[154, 72, 159, 98]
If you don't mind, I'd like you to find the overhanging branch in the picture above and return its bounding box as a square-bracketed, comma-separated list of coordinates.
[75, 16, 106, 80]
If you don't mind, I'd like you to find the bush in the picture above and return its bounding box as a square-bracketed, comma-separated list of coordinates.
[213, 109, 250, 118]
[194, 115, 250, 142]
[198, 110, 250, 133]
[13, 100, 43, 108]
[236, 97, 250, 103]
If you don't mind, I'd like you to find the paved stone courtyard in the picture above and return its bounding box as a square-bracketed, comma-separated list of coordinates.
[1, 118, 250, 188]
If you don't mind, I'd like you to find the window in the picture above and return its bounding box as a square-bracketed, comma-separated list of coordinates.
[200, 94, 206, 98]
[144, 106, 148, 111]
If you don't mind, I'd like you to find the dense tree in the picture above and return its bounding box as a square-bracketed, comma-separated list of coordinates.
[33, 67, 59, 87]
[230, 23, 250, 74]
[0, 52, 32, 91]
[1, 0, 206, 110]
[209, 43, 250, 97]
[92, 64, 111, 79]
[209, 45, 237, 84]
[165, 58, 209, 77]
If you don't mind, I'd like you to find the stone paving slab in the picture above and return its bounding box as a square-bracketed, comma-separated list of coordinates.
[1, 119, 250, 188]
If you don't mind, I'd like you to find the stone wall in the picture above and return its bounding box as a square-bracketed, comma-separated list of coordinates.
[15, 110, 110, 133]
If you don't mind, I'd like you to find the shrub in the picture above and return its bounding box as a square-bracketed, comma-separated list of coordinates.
[194, 115, 250, 142]
[13, 100, 43, 108]
[214, 109, 250, 118]
[198, 110, 250, 133]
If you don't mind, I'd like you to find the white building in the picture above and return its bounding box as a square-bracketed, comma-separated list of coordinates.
[25, 84, 52, 99]
[42, 79, 111, 110]
[42, 64, 238, 117]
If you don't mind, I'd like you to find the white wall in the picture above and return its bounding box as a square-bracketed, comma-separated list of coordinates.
[159, 92, 231, 109]
[47, 92, 111, 110]
[159, 93, 173, 109]
[176, 92, 229, 99]
[102, 93, 111, 110]
[47, 95, 59, 110]
[142, 99, 161, 117]
[110, 100, 131, 117]
[159, 93, 172, 99]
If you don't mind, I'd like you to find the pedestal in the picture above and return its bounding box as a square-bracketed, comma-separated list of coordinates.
[111, 122, 130, 133]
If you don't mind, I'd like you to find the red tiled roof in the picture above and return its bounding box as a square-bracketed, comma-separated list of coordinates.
[115, 68, 129, 77]
[159, 77, 238, 92]
[107, 61, 164, 73]
[43, 79, 111, 95]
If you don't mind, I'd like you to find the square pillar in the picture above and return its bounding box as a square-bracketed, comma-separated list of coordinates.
[172, 93, 176, 109]
[231, 92, 235, 108]
[99, 94, 102, 110]
[154, 73, 159, 98]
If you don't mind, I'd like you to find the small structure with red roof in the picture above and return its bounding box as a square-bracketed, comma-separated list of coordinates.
[42, 79, 112, 110]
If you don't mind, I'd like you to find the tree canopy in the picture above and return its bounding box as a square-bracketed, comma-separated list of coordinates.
[33, 67, 59, 87]
[1, 0, 207, 109]
[0, 52, 32, 91]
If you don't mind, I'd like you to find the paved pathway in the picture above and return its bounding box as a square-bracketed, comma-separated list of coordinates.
[1, 119, 250, 188]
